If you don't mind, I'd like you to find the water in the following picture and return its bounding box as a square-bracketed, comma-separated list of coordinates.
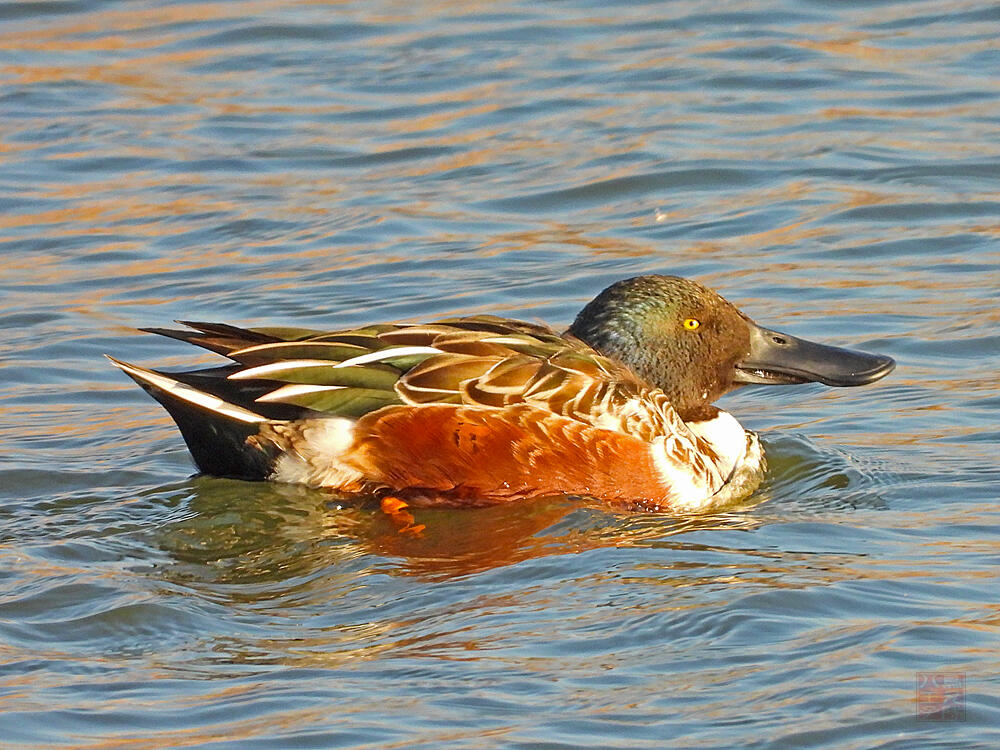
[1, 0, 998, 746]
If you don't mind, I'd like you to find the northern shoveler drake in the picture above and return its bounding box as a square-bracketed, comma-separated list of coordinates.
[109, 275, 894, 513]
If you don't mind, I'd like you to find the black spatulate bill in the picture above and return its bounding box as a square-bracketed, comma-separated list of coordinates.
[735, 324, 895, 387]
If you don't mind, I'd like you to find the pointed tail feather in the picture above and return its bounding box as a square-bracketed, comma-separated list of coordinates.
[139, 321, 279, 357]
[107, 356, 277, 479]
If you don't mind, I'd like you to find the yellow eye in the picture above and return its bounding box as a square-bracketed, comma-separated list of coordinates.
[683, 318, 700, 330]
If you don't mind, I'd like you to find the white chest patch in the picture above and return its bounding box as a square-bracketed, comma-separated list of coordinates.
[648, 410, 757, 512]
[648, 435, 714, 510]
[687, 411, 749, 482]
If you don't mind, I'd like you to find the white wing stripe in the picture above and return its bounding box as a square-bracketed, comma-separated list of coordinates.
[256, 384, 346, 403]
[230, 359, 340, 380]
[231, 346, 441, 382]
[333, 345, 440, 368]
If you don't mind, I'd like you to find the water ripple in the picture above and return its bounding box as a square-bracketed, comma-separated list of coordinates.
[1, 0, 998, 746]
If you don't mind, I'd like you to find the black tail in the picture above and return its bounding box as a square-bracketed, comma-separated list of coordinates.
[108, 357, 277, 480]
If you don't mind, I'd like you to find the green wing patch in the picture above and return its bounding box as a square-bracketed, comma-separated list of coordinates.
[265, 386, 402, 418]
[229, 341, 369, 365]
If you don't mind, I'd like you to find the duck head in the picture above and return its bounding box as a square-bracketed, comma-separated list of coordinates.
[568, 275, 895, 422]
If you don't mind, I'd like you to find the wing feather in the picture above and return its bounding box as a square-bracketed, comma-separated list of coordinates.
[228, 341, 369, 365]
[130, 315, 688, 443]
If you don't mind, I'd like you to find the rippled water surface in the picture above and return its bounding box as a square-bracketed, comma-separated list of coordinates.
[2, 1, 999, 747]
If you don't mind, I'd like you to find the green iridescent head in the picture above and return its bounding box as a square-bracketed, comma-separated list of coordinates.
[569, 275, 895, 423]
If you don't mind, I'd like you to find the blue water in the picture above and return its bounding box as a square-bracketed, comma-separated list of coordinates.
[1, 1, 998, 747]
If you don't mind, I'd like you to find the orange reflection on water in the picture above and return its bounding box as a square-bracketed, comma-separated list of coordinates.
[0, 1, 282, 52]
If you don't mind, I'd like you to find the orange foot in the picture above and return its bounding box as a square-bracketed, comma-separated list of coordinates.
[380, 495, 426, 535]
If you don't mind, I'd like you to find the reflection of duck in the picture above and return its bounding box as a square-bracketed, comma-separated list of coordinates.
[110, 275, 894, 512]
[157, 480, 765, 583]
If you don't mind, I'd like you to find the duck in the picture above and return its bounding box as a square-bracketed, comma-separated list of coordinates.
[109, 275, 895, 513]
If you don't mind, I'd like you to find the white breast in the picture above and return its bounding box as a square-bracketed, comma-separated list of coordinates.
[647, 410, 763, 512]
[687, 410, 749, 482]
